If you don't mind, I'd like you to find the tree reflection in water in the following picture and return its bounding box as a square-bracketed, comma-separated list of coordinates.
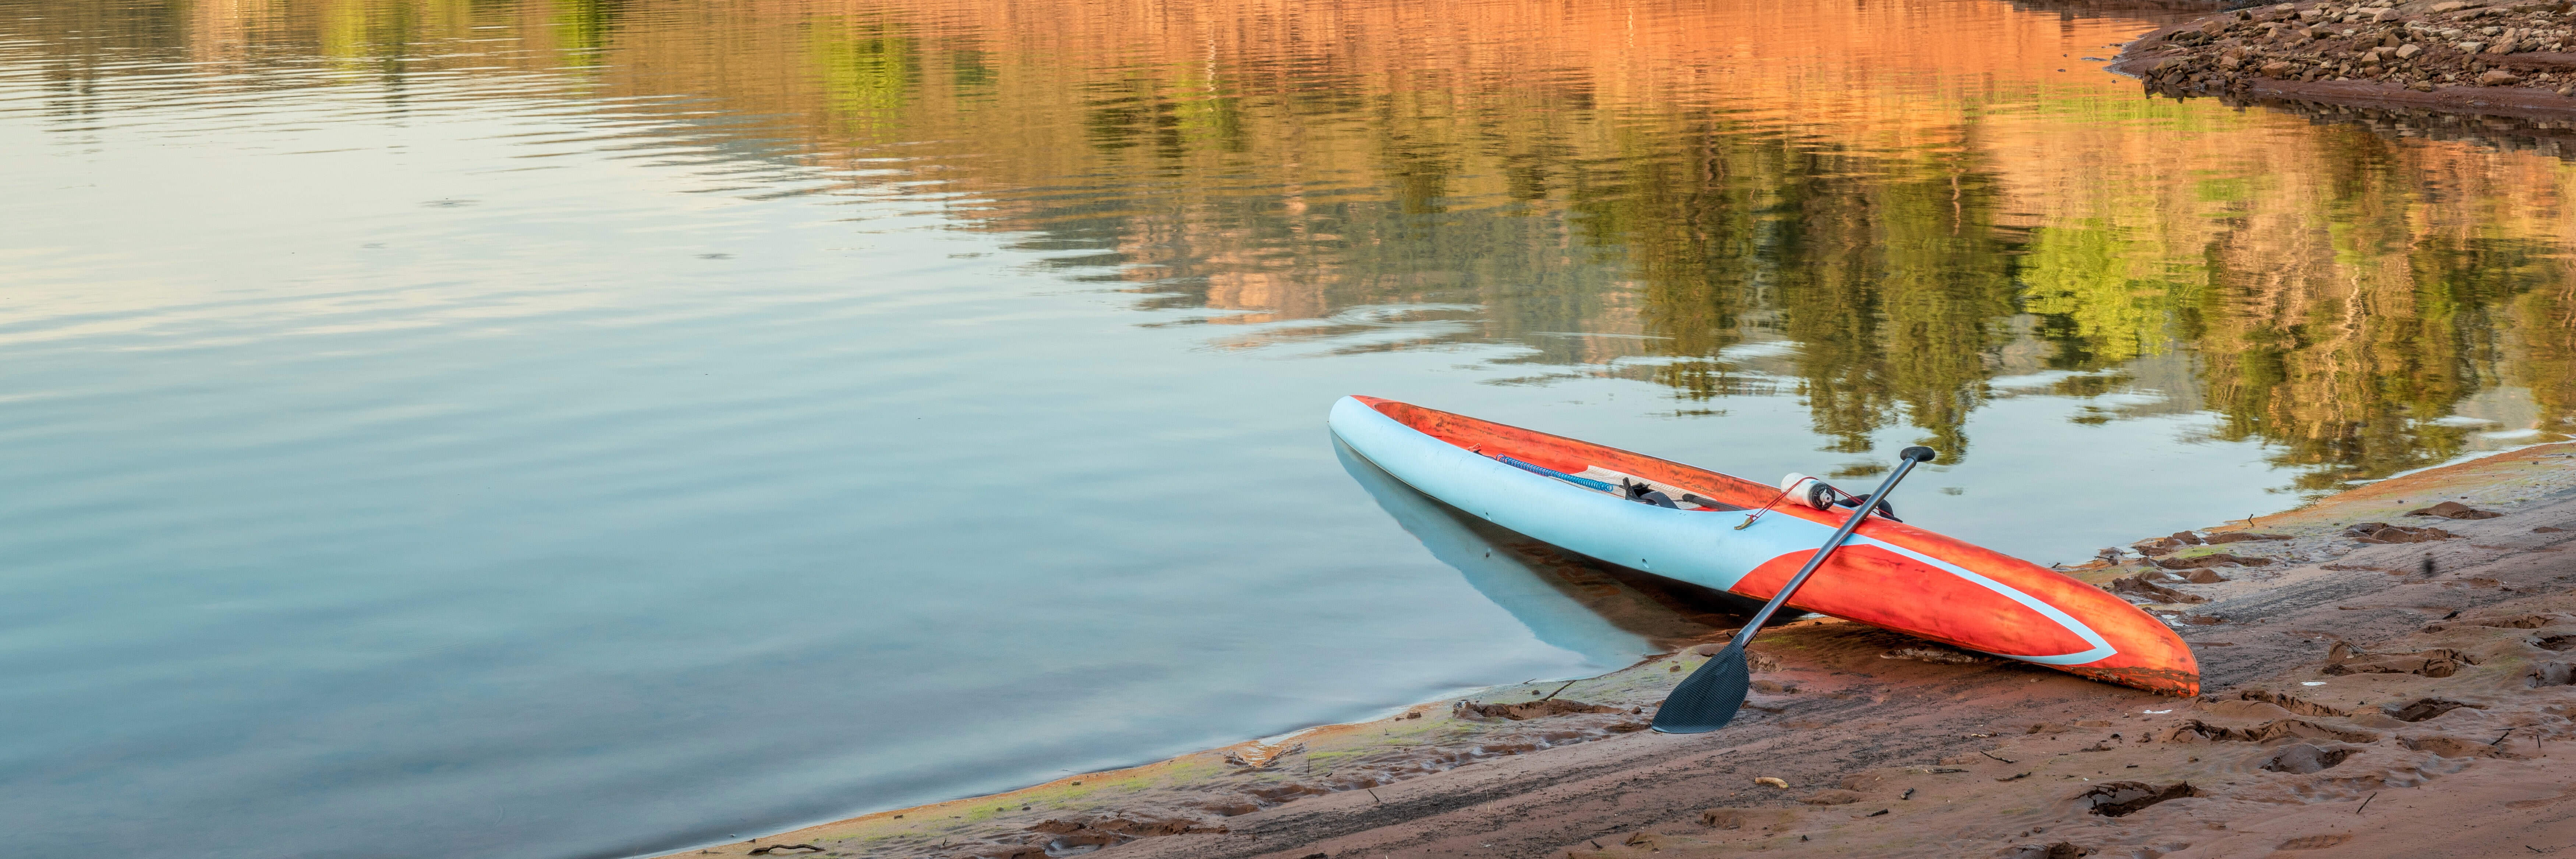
[16, 0, 2572, 487]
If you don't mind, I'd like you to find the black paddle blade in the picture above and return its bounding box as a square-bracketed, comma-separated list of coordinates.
[1649, 642, 1751, 734]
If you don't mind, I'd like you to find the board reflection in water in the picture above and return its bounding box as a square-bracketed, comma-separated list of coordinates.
[1335, 438, 1749, 667]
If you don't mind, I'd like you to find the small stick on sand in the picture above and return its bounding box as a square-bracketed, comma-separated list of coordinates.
[2358, 792, 2377, 815]
[1540, 680, 1577, 701]
[1981, 750, 2017, 764]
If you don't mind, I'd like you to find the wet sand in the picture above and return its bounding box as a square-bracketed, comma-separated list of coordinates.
[664, 442, 2576, 859]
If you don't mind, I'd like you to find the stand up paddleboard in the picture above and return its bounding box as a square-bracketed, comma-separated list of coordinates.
[1328, 395, 2198, 696]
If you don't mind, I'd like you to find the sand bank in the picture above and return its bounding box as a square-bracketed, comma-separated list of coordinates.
[662, 441, 2576, 859]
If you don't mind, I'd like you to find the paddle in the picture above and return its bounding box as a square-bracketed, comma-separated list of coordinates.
[1650, 445, 1939, 735]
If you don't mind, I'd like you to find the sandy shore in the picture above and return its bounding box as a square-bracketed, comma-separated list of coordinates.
[663, 441, 2576, 859]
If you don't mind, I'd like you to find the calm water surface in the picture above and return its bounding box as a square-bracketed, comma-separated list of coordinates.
[6, 0, 2575, 856]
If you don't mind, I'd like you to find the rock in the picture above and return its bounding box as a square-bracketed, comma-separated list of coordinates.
[2075, 781, 2199, 817]
[1999, 844, 2092, 859]
[2259, 743, 2356, 774]
[2144, 566, 2226, 584]
[2425, 613, 2568, 631]
[2261, 60, 2297, 77]
[2160, 718, 2379, 744]
[1800, 789, 1863, 805]
[1751, 679, 1799, 694]
[2528, 662, 2575, 688]
[2487, 41, 2521, 56]
[2385, 697, 2480, 722]
[2237, 689, 2350, 717]
[2169, 531, 2204, 546]
[2407, 500, 2503, 519]
[1692, 643, 1724, 656]
[2202, 700, 2296, 719]
[1457, 698, 1624, 720]
[2431, 0, 2478, 11]
[2345, 522, 2458, 543]
[2203, 532, 2291, 544]
[1755, 776, 1790, 788]
[2107, 574, 2206, 604]
[2398, 42, 2425, 58]
[2153, 552, 2271, 570]
[2458, 41, 2487, 52]
[1032, 815, 1228, 840]
[2413, 80, 2440, 91]
[2322, 648, 2477, 678]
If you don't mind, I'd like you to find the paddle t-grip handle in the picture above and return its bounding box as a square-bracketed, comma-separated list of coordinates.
[1900, 446, 1936, 463]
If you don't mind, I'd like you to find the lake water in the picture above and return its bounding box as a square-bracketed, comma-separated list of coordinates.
[6, 0, 2573, 856]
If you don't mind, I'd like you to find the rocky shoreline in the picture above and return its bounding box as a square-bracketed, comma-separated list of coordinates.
[660, 443, 2576, 859]
[2116, 0, 2576, 115]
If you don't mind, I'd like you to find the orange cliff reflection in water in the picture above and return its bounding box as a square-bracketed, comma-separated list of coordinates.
[71, 0, 2576, 482]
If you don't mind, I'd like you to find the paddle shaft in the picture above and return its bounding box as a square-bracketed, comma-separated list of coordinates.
[1719, 448, 1934, 650]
